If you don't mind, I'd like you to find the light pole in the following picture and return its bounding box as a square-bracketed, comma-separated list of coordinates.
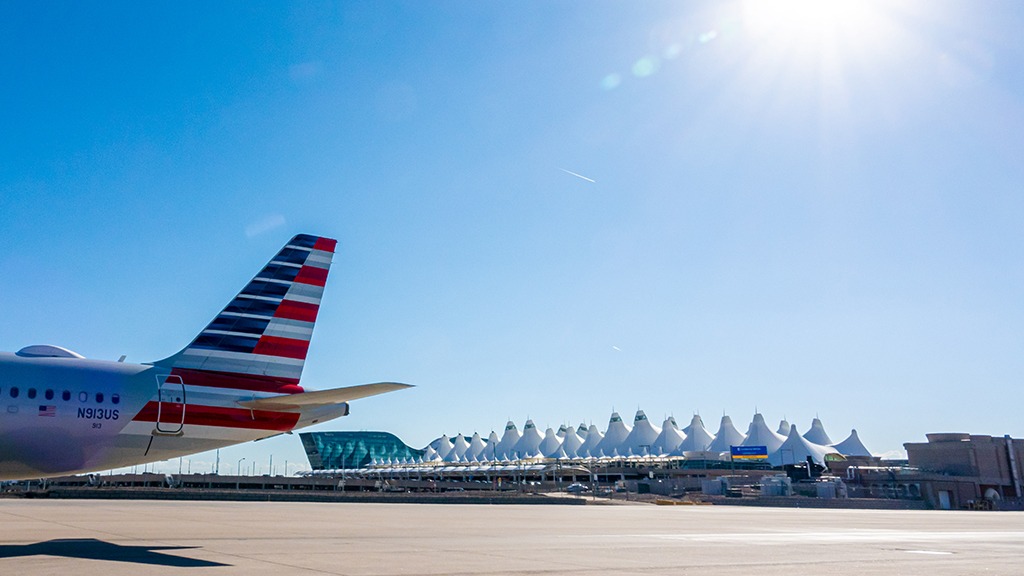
[236, 457, 246, 490]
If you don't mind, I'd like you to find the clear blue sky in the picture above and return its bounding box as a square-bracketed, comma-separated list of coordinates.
[2, 1, 1023, 473]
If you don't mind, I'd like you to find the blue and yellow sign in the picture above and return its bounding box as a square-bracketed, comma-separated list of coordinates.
[731, 446, 768, 460]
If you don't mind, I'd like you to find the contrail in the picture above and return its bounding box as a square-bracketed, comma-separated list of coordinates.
[560, 168, 595, 183]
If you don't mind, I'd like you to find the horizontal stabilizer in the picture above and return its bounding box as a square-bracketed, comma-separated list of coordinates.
[236, 382, 413, 412]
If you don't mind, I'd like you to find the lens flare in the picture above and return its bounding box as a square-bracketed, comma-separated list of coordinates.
[601, 73, 622, 90]
[632, 57, 659, 77]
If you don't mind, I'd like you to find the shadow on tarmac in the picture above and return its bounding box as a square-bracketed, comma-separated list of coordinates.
[0, 538, 228, 567]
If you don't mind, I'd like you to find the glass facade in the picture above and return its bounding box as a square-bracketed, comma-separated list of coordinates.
[301, 431, 425, 470]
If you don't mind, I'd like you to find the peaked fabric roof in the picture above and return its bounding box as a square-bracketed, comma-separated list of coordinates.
[593, 412, 632, 457]
[802, 417, 833, 446]
[577, 423, 589, 438]
[548, 444, 569, 459]
[767, 426, 838, 467]
[482, 431, 501, 461]
[539, 428, 564, 457]
[742, 413, 786, 453]
[561, 426, 585, 458]
[708, 415, 747, 452]
[466, 432, 488, 461]
[419, 412, 864, 465]
[577, 424, 604, 458]
[494, 421, 521, 459]
[510, 419, 544, 458]
[832, 429, 872, 457]
[442, 442, 462, 462]
[452, 433, 471, 458]
[652, 417, 686, 455]
[777, 420, 791, 437]
[619, 410, 662, 456]
[674, 415, 715, 453]
[434, 435, 454, 459]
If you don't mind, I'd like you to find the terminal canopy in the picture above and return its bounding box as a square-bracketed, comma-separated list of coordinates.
[578, 424, 604, 458]
[674, 415, 715, 453]
[742, 413, 786, 454]
[802, 417, 834, 446]
[767, 426, 839, 467]
[594, 412, 632, 458]
[494, 421, 522, 460]
[619, 410, 662, 456]
[652, 417, 685, 456]
[708, 415, 746, 453]
[832, 429, 872, 457]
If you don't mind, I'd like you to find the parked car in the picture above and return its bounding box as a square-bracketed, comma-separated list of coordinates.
[566, 483, 591, 494]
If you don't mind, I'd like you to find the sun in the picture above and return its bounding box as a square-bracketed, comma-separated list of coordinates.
[742, 0, 891, 57]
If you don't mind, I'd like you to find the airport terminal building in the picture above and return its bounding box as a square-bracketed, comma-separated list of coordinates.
[300, 410, 870, 494]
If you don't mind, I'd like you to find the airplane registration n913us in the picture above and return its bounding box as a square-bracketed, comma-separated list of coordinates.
[0, 234, 411, 481]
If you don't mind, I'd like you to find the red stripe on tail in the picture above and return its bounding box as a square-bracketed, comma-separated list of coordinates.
[253, 335, 310, 360]
[313, 238, 337, 252]
[274, 300, 320, 322]
[294, 265, 328, 287]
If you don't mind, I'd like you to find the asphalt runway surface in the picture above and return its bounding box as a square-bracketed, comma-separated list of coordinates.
[1, 499, 1023, 575]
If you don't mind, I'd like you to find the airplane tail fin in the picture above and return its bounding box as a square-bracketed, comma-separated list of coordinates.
[156, 234, 337, 393]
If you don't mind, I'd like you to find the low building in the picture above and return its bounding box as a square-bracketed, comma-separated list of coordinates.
[902, 433, 1024, 509]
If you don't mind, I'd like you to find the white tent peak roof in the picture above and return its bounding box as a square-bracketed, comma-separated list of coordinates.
[832, 429, 872, 457]
[777, 420, 791, 436]
[803, 417, 833, 446]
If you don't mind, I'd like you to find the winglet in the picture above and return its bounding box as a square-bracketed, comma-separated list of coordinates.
[236, 382, 413, 412]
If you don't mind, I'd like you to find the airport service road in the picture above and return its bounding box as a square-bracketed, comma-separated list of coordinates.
[1, 501, 1024, 576]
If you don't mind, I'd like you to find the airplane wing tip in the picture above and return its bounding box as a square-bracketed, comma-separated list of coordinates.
[237, 381, 416, 411]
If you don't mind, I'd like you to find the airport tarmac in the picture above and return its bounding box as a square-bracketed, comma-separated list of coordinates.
[1, 500, 1022, 575]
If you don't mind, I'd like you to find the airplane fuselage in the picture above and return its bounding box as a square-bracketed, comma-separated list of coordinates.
[0, 352, 317, 480]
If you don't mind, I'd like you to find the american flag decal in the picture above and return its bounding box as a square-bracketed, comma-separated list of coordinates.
[38, 405, 56, 417]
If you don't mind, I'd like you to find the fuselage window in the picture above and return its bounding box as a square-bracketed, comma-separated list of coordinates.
[45, 389, 54, 400]
[96, 392, 104, 403]
[62, 390, 71, 401]
[10, 387, 19, 398]
[27, 388, 37, 399]
[112, 394, 120, 405]
[78, 391, 87, 402]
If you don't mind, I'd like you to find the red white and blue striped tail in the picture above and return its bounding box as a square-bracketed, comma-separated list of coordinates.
[155, 234, 337, 394]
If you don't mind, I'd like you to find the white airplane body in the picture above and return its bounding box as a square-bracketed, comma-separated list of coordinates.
[0, 234, 409, 481]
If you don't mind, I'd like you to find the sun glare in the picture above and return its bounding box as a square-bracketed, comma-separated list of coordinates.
[743, 0, 887, 55]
